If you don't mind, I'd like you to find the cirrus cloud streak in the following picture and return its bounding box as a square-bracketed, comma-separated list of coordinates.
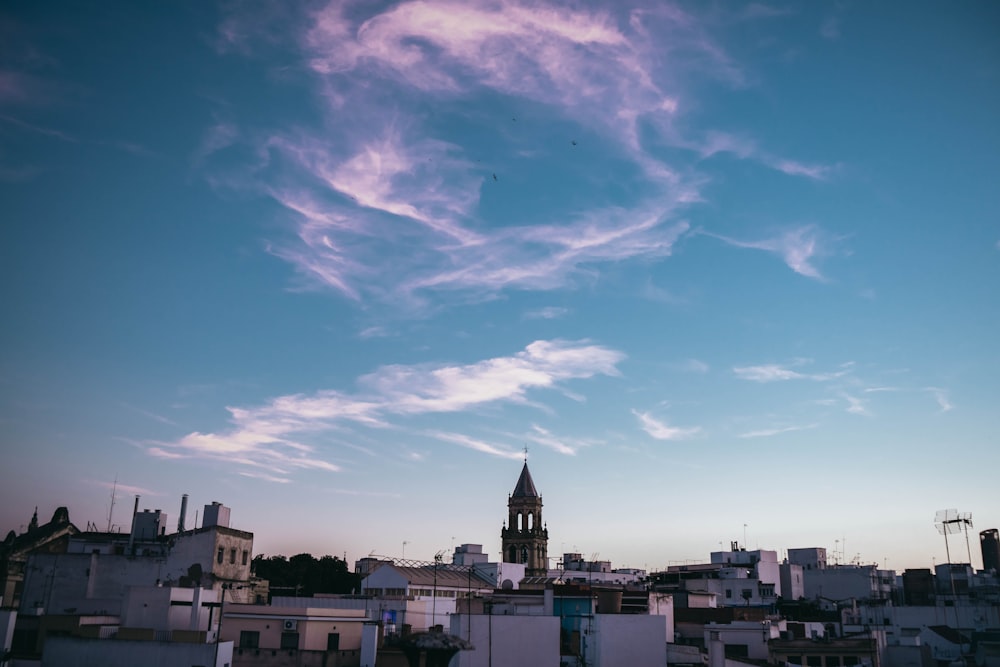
[148, 339, 625, 476]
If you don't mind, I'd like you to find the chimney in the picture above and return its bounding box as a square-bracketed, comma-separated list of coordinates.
[127, 495, 140, 552]
[178, 494, 189, 533]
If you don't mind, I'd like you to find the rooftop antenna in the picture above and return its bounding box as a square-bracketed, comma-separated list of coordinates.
[934, 510, 972, 564]
[956, 512, 975, 565]
[105, 475, 119, 532]
[935, 509, 962, 596]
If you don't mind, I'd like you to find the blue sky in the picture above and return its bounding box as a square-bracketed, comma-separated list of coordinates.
[2, 1, 998, 572]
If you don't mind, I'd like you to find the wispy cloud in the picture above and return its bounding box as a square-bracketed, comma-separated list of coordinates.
[691, 130, 832, 180]
[925, 387, 953, 413]
[203, 0, 794, 310]
[358, 326, 390, 339]
[239, 471, 291, 484]
[0, 113, 78, 142]
[91, 479, 163, 497]
[271, 156, 694, 306]
[426, 430, 524, 460]
[523, 306, 569, 320]
[841, 393, 870, 416]
[149, 340, 624, 477]
[734, 364, 806, 382]
[739, 3, 794, 20]
[193, 120, 240, 166]
[632, 409, 700, 440]
[820, 16, 841, 41]
[739, 423, 818, 438]
[765, 157, 833, 180]
[733, 361, 850, 383]
[200, 0, 847, 322]
[704, 225, 831, 280]
[120, 402, 177, 426]
[641, 278, 687, 304]
[525, 424, 601, 455]
[671, 358, 709, 373]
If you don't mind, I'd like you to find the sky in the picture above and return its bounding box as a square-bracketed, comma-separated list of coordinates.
[1, 1, 998, 574]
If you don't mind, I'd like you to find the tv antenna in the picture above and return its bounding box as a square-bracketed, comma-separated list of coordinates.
[106, 475, 119, 532]
[935, 509, 974, 564]
[957, 512, 974, 564]
[935, 509, 972, 598]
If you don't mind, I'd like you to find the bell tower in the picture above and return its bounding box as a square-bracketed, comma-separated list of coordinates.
[501, 457, 548, 576]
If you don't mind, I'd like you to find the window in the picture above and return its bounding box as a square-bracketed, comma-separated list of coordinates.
[217, 547, 224, 564]
[230, 548, 237, 564]
[807, 656, 823, 667]
[280, 632, 299, 650]
[239, 631, 260, 649]
[242, 550, 249, 566]
[844, 658, 859, 666]
[327, 633, 340, 651]
[725, 589, 733, 599]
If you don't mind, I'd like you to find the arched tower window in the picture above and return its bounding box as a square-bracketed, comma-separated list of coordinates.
[527, 512, 533, 530]
[521, 546, 529, 564]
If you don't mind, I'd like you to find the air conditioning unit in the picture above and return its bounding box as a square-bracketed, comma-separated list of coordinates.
[283, 619, 298, 631]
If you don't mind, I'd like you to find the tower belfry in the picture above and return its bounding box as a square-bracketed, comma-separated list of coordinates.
[501, 461, 548, 576]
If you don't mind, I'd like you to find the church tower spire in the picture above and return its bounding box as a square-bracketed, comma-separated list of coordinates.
[501, 459, 548, 576]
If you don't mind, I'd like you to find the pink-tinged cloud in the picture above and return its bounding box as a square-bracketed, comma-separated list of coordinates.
[426, 430, 523, 460]
[300, 0, 738, 172]
[91, 480, 163, 497]
[689, 131, 832, 180]
[149, 339, 624, 477]
[271, 154, 692, 302]
[211, 0, 835, 309]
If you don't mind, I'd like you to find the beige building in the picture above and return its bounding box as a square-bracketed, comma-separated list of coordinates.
[222, 604, 371, 666]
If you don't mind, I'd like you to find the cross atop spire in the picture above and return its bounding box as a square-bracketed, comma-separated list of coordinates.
[523, 445, 528, 463]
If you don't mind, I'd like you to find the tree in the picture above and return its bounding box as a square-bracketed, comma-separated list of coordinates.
[251, 553, 360, 598]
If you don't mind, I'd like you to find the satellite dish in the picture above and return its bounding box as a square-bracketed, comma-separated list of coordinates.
[501, 579, 514, 590]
